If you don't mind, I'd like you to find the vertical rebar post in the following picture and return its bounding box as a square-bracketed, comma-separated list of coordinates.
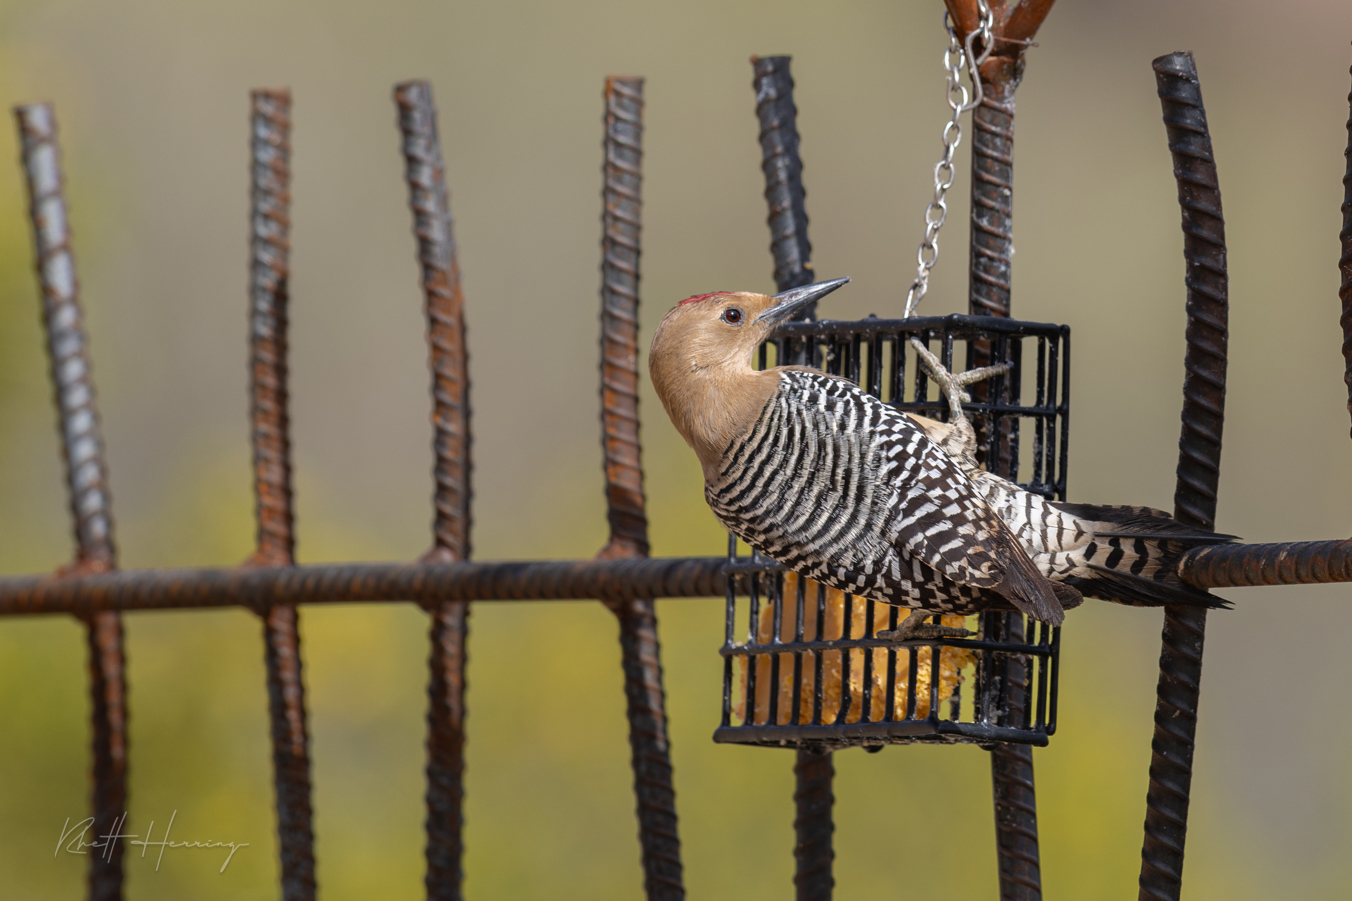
[246, 88, 316, 901]
[749, 54, 834, 901]
[599, 76, 651, 564]
[968, 60, 1016, 320]
[15, 101, 126, 901]
[752, 56, 815, 311]
[793, 750, 835, 900]
[595, 76, 685, 901]
[395, 79, 472, 901]
[943, 5, 1059, 898]
[1339, 61, 1352, 437]
[1137, 52, 1229, 901]
[987, 617, 1040, 899]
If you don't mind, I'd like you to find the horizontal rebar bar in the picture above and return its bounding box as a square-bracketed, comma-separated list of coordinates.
[5, 538, 1352, 616]
[0, 557, 732, 615]
[1179, 539, 1352, 588]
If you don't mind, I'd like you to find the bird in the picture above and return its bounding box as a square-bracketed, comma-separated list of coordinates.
[648, 277, 1233, 640]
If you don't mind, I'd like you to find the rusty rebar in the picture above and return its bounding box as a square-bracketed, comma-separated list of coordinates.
[943, 12, 1048, 894]
[14, 101, 127, 901]
[989, 616, 1040, 899]
[599, 76, 651, 563]
[9, 542, 1352, 616]
[969, 74, 1016, 319]
[613, 596, 682, 898]
[1138, 51, 1229, 901]
[1180, 539, 1352, 588]
[395, 79, 472, 901]
[397, 80, 471, 563]
[793, 749, 834, 901]
[752, 56, 814, 306]
[1340, 61, 1352, 437]
[249, 89, 297, 568]
[0, 556, 732, 615]
[246, 88, 316, 901]
[596, 76, 685, 901]
[750, 56, 834, 897]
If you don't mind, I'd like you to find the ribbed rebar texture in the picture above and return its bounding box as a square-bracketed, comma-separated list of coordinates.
[752, 56, 815, 310]
[613, 595, 682, 899]
[261, 603, 313, 900]
[1340, 62, 1352, 437]
[395, 79, 472, 901]
[596, 76, 685, 901]
[425, 599, 467, 901]
[989, 617, 1041, 900]
[793, 750, 835, 901]
[1180, 538, 1352, 588]
[599, 76, 651, 562]
[0, 556, 734, 615]
[15, 101, 127, 901]
[962, 54, 1043, 901]
[969, 72, 1017, 319]
[750, 56, 834, 897]
[397, 80, 471, 562]
[250, 89, 297, 567]
[247, 89, 316, 901]
[1138, 52, 1228, 901]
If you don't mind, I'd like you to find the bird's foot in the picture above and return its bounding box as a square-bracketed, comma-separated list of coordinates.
[908, 337, 1012, 425]
[877, 609, 973, 642]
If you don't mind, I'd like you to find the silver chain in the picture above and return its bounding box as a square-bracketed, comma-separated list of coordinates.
[902, 1, 994, 319]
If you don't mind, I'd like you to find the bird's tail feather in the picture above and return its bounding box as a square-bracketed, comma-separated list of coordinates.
[994, 542, 1071, 626]
[1051, 502, 1234, 609]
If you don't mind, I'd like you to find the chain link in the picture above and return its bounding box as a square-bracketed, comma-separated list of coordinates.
[903, 0, 994, 319]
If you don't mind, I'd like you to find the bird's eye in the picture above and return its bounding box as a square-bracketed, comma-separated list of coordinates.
[721, 307, 744, 325]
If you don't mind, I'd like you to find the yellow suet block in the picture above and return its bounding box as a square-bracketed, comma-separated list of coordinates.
[736, 571, 975, 726]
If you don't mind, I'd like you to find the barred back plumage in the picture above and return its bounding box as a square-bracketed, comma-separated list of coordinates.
[707, 369, 1232, 616]
[707, 370, 1015, 615]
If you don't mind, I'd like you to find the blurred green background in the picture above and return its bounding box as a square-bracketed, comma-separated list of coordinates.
[2, 0, 1352, 897]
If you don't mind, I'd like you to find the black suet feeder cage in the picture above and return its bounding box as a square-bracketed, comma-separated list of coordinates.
[716, 316, 1069, 751]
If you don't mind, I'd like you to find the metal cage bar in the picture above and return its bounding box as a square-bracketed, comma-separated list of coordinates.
[1137, 51, 1229, 901]
[749, 54, 834, 901]
[14, 101, 128, 901]
[393, 79, 473, 901]
[595, 75, 686, 901]
[245, 88, 318, 901]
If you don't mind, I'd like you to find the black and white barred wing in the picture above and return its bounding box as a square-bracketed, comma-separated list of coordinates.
[864, 378, 1012, 588]
[709, 370, 1011, 592]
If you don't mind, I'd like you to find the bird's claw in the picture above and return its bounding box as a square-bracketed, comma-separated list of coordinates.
[908, 337, 1011, 423]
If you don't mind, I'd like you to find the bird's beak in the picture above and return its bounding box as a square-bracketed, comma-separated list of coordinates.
[755, 277, 851, 326]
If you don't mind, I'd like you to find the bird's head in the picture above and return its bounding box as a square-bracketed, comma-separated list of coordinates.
[648, 277, 849, 475]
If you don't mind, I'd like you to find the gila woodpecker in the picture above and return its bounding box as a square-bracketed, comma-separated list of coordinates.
[649, 278, 1233, 639]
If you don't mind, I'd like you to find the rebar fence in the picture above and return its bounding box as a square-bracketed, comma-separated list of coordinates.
[8, 5, 1352, 901]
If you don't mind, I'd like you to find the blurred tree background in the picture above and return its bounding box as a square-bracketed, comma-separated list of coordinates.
[2, 0, 1352, 898]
